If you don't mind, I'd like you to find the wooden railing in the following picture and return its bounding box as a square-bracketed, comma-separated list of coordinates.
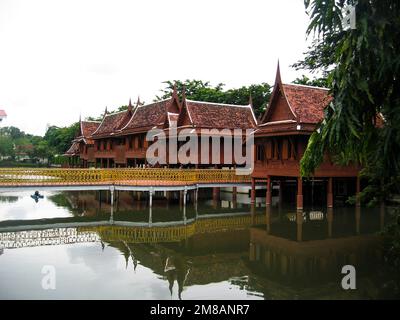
[79, 214, 265, 243]
[0, 168, 251, 185]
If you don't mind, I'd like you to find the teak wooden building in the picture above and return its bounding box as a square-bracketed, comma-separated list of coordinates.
[251, 65, 360, 209]
[66, 90, 256, 169]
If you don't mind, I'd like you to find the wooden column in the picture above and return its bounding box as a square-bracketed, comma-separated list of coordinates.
[327, 177, 333, 208]
[297, 177, 303, 211]
[266, 205, 271, 234]
[327, 207, 333, 238]
[212, 187, 220, 209]
[356, 176, 361, 207]
[296, 210, 303, 242]
[232, 187, 237, 209]
[251, 178, 256, 204]
[278, 179, 283, 207]
[266, 176, 272, 206]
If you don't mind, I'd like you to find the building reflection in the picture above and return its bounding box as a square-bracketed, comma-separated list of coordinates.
[0, 201, 388, 299]
[249, 205, 385, 288]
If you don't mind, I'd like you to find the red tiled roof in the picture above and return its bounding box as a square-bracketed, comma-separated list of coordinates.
[122, 100, 171, 133]
[92, 110, 132, 138]
[281, 84, 332, 124]
[0, 110, 6, 117]
[184, 100, 257, 129]
[81, 121, 100, 137]
[64, 142, 80, 156]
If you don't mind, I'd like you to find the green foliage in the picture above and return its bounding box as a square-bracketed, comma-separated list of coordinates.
[298, 0, 400, 196]
[155, 80, 272, 119]
[381, 208, 400, 297]
[292, 75, 330, 88]
[44, 123, 79, 156]
[0, 135, 14, 157]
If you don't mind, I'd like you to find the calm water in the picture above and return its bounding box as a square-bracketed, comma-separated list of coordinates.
[0, 189, 395, 299]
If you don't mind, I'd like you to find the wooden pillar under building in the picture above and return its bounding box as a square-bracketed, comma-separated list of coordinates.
[266, 176, 272, 206]
[266, 205, 271, 234]
[251, 178, 256, 204]
[212, 187, 220, 209]
[327, 177, 333, 208]
[232, 187, 237, 209]
[297, 177, 303, 211]
[251, 202, 256, 226]
[356, 176, 361, 207]
[278, 179, 283, 207]
[296, 210, 303, 242]
[327, 207, 333, 238]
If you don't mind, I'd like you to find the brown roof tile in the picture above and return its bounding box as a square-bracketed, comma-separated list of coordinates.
[92, 110, 132, 138]
[64, 142, 80, 156]
[121, 100, 171, 133]
[184, 100, 257, 129]
[282, 84, 332, 124]
[81, 121, 100, 137]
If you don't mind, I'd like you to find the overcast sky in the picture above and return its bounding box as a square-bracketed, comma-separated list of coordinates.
[0, 0, 314, 136]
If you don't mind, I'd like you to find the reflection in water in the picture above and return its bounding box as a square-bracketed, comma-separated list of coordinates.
[0, 189, 396, 299]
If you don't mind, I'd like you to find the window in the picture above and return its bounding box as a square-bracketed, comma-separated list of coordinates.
[138, 135, 143, 149]
[256, 145, 265, 161]
[128, 137, 133, 149]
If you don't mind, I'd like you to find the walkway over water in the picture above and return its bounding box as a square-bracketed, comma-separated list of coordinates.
[0, 168, 251, 191]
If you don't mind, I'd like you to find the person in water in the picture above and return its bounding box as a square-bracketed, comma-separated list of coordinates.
[31, 191, 43, 203]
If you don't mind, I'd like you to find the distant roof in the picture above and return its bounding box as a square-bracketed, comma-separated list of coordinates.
[64, 142, 80, 156]
[0, 110, 7, 117]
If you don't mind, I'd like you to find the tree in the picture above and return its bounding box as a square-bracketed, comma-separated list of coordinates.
[297, 0, 400, 296]
[292, 75, 329, 88]
[155, 80, 271, 119]
[297, 0, 400, 201]
[0, 135, 14, 157]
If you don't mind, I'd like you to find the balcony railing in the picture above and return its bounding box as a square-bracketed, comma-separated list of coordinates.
[0, 168, 251, 185]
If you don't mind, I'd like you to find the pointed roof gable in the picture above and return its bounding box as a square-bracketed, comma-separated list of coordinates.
[260, 63, 331, 125]
[120, 93, 181, 134]
[91, 108, 133, 138]
[80, 121, 101, 137]
[64, 142, 80, 156]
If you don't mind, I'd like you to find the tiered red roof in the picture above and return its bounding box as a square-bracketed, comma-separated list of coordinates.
[257, 64, 332, 136]
[0, 110, 6, 119]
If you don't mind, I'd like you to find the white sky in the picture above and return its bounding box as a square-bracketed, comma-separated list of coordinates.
[0, 0, 314, 136]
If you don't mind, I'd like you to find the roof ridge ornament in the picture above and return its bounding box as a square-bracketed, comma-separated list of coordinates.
[182, 84, 187, 103]
[275, 59, 282, 85]
[172, 83, 178, 98]
[135, 96, 143, 107]
[249, 93, 253, 107]
[128, 98, 133, 112]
